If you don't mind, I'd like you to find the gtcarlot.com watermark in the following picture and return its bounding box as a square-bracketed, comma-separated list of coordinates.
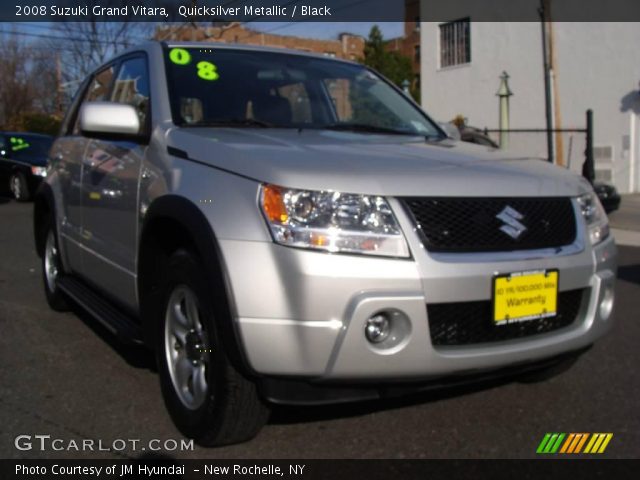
[14, 434, 194, 452]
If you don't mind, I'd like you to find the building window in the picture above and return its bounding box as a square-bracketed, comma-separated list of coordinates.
[324, 52, 336, 58]
[439, 18, 471, 68]
[414, 44, 420, 62]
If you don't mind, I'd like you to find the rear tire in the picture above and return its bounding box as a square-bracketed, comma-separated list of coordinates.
[10, 172, 31, 202]
[41, 216, 69, 312]
[156, 249, 269, 446]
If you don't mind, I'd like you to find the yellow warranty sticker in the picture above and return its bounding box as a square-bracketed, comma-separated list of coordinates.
[493, 270, 558, 324]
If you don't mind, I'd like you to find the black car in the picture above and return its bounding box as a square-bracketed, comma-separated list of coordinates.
[0, 132, 54, 201]
[594, 181, 621, 213]
[460, 127, 500, 148]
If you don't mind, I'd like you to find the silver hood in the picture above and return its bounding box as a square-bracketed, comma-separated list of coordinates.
[166, 127, 592, 197]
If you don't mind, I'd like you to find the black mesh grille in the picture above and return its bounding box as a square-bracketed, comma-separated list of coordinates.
[402, 197, 576, 252]
[427, 289, 585, 346]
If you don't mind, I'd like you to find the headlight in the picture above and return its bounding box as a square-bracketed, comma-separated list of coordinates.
[577, 192, 609, 245]
[31, 166, 47, 177]
[259, 184, 409, 258]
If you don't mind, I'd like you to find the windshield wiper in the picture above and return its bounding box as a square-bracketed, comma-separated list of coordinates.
[182, 118, 275, 128]
[322, 123, 420, 136]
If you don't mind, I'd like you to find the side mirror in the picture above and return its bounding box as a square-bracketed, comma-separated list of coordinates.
[79, 102, 141, 138]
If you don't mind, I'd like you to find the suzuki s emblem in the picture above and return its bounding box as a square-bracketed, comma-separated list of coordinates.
[496, 206, 527, 239]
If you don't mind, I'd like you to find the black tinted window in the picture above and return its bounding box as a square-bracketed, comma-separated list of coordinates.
[164, 47, 440, 136]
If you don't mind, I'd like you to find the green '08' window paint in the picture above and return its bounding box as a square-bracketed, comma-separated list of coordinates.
[196, 61, 219, 81]
[10, 137, 30, 151]
[169, 48, 191, 65]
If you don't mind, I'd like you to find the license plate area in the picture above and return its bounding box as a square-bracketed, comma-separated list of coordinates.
[493, 270, 559, 325]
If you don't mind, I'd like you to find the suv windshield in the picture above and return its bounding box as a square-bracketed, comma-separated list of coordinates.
[165, 47, 442, 137]
[3, 134, 53, 164]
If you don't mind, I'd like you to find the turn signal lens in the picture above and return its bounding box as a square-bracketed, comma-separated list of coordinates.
[262, 184, 289, 224]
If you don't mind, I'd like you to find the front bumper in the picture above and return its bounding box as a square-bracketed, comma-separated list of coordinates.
[219, 199, 617, 386]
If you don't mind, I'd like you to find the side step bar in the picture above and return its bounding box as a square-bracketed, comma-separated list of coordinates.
[58, 276, 144, 346]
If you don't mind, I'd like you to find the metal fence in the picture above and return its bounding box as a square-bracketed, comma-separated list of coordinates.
[482, 110, 595, 182]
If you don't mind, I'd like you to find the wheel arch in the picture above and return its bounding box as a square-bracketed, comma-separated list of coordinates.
[138, 194, 255, 376]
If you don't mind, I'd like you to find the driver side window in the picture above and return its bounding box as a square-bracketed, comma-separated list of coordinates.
[72, 66, 115, 135]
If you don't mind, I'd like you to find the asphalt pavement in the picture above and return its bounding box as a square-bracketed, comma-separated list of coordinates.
[1, 197, 639, 459]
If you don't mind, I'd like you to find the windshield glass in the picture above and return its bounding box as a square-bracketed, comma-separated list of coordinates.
[3, 134, 53, 163]
[164, 47, 441, 137]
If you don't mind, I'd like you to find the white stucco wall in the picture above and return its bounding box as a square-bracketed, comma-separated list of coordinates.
[553, 23, 640, 193]
[420, 17, 640, 193]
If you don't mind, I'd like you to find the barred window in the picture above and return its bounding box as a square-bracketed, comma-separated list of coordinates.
[439, 19, 471, 68]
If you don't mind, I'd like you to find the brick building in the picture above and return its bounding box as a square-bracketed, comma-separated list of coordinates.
[385, 0, 421, 94]
[155, 23, 365, 61]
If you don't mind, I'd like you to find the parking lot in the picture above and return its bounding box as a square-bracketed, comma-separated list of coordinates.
[1, 196, 639, 459]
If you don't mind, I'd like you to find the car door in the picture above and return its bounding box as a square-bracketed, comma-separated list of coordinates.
[80, 55, 150, 312]
[52, 66, 116, 275]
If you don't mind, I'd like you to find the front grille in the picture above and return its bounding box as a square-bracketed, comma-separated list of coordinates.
[402, 197, 576, 252]
[427, 289, 585, 346]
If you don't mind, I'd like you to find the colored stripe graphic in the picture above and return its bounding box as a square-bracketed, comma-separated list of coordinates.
[538, 433, 613, 454]
[573, 434, 589, 454]
[559, 434, 575, 454]
[537, 433, 552, 453]
[537, 433, 565, 454]
[584, 433, 613, 454]
[550, 433, 565, 453]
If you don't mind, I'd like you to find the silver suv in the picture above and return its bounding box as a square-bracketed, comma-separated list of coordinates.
[34, 42, 617, 446]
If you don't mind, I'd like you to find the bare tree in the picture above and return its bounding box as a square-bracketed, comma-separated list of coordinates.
[51, 19, 154, 95]
[29, 49, 60, 116]
[0, 34, 36, 129]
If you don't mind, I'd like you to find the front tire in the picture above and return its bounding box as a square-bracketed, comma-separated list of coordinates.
[41, 217, 69, 312]
[156, 249, 269, 446]
[10, 172, 31, 202]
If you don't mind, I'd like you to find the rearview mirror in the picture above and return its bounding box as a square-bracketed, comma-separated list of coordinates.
[80, 102, 141, 138]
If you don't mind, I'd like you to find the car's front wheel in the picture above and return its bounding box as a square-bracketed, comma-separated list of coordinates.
[156, 249, 269, 446]
[41, 217, 69, 311]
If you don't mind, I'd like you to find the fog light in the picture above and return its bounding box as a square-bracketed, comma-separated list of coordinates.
[365, 314, 391, 344]
[599, 286, 614, 321]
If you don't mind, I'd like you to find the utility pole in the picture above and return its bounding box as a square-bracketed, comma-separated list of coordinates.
[496, 71, 513, 149]
[549, 18, 564, 167]
[539, 0, 554, 164]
